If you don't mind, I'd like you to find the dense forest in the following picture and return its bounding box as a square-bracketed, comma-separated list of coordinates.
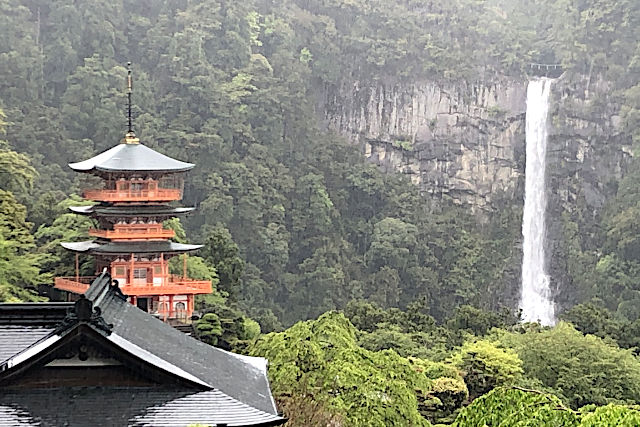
[1, 0, 640, 425]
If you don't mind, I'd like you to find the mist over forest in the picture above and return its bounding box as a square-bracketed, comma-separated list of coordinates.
[1, 0, 640, 425]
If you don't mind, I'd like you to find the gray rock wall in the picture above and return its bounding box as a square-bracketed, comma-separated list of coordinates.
[546, 74, 632, 309]
[321, 80, 528, 213]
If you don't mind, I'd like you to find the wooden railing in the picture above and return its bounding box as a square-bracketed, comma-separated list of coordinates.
[54, 276, 93, 294]
[89, 225, 175, 240]
[55, 275, 211, 296]
[124, 276, 212, 296]
[83, 188, 182, 202]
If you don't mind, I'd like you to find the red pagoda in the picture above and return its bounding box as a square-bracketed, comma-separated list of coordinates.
[54, 65, 211, 321]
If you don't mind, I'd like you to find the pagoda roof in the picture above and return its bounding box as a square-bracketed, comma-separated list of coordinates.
[69, 143, 194, 173]
[61, 240, 202, 255]
[69, 205, 195, 217]
[0, 273, 284, 425]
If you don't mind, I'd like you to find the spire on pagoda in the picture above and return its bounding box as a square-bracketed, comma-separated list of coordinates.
[124, 61, 139, 145]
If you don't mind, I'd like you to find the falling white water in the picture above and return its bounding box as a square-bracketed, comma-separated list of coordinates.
[521, 79, 555, 325]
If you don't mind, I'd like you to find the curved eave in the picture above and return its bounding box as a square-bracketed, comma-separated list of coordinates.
[60, 241, 100, 253]
[68, 205, 196, 217]
[68, 143, 194, 174]
[68, 206, 96, 215]
[60, 241, 202, 255]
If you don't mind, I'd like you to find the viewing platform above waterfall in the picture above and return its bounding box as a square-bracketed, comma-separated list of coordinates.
[529, 63, 563, 78]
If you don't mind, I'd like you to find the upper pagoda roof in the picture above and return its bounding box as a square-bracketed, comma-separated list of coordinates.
[69, 142, 194, 174]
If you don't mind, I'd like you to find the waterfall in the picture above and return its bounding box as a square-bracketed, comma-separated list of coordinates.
[521, 78, 555, 325]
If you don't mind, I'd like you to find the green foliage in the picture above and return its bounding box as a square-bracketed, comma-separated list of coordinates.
[34, 196, 95, 277]
[0, 112, 45, 301]
[344, 299, 454, 360]
[0, 141, 37, 195]
[0, 190, 47, 302]
[561, 303, 623, 342]
[580, 404, 640, 426]
[451, 340, 523, 400]
[196, 293, 262, 352]
[454, 387, 579, 426]
[498, 323, 640, 408]
[250, 311, 434, 426]
[410, 357, 468, 423]
[195, 313, 223, 346]
[198, 226, 244, 301]
[241, 317, 261, 341]
[447, 305, 519, 337]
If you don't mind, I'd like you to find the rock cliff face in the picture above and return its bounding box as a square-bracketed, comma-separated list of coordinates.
[546, 74, 632, 309]
[321, 80, 528, 214]
[320, 75, 632, 312]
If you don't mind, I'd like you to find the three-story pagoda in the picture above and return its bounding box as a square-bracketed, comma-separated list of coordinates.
[54, 65, 211, 321]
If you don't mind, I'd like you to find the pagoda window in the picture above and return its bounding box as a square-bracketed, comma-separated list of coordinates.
[159, 175, 184, 190]
[133, 268, 147, 279]
[115, 266, 126, 276]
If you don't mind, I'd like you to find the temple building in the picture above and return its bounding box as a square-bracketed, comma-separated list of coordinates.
[0, 272, 285, 426]
[54, 66, 210, 321]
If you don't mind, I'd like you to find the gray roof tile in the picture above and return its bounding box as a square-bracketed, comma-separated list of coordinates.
[0, 387, 284, 427]
[94, 291, 279, 415]
[69, 143, 194, 173]
[0, 326, 54, 364]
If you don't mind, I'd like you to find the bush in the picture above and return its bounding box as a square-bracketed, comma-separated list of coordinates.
[450, 340, 523, 400]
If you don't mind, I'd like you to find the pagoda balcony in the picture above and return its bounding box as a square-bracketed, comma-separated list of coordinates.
[123, 276, 212, 296]
[89, 224, 175, 240]
[83, 188, 182, 202]
[54, 275, 212, 296]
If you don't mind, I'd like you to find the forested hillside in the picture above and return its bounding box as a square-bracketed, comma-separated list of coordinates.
[3, 0, 637, 326]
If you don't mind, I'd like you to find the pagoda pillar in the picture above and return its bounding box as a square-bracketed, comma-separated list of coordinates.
[169, 295, 174, 319]
[160, 253, 165, 286]
[183, 254, 187, 279]
[129, 253, 134, 285]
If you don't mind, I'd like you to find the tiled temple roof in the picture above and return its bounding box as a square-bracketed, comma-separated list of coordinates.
[0, 273, 284, 426]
